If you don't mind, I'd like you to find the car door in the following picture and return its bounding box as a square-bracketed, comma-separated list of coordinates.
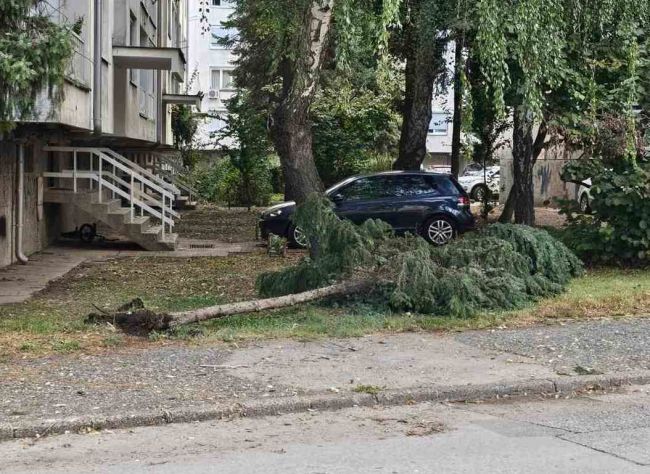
[330, 176, 395, 226]
[382, 175, 443, 232]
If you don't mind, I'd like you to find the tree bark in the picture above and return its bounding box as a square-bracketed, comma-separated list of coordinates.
[271, 1, 332, 203]
[393, 7, 446, 171]
[498, 118, 547, 223]
[512, 110, 535, 225]
[498, 186, 516, 223]
[87, 280, 371, 335]
[450, 35, 464, 178]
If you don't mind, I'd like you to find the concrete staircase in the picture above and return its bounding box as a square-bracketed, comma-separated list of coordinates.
[42, 146, 181, 252]
[153, 156, 199, 210]
[45, 189, 178, 251]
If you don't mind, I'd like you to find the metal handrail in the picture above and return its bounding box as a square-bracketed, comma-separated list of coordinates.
[43, 146, 177, 237]
[43, 170, 176, 229]
[154, 158, 199, 201]
[98, 148, 180, 195]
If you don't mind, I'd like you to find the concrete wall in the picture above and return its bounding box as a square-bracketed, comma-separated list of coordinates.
[0, 142, 61, 267]
[112, 0, 187, 145]
[500, 144, 580, 206]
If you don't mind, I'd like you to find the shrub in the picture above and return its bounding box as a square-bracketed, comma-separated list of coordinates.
[312, 78, 400, 186]
[190, 157, 272, 208]
[561, 157, 650, 264]
[257, 195, 583, 317]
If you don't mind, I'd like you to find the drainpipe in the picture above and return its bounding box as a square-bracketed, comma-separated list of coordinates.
[15, 144, 29, 265]
[93, 0, 102, 134]
[155, 0, 163, 144]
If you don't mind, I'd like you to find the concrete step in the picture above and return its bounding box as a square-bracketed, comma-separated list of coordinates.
[46, 183, 178, 251]
[106, 208, 131, 226]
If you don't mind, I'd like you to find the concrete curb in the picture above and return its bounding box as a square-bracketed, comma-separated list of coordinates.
[2, 372, 649, 442]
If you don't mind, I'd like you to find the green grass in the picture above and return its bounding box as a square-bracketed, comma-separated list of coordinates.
[353, 384, 383, 395]
[190, 267, 650, 342]
[197, 305, 506, 342]
[0, 252, 647, 358]
[52, 339, 82, 353]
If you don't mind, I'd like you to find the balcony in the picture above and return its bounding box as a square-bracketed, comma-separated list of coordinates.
[162, 93, 202, 110]
[138, 89, 155, 119]
[113, 46, 186, 81]
[65, 34, 92, 88]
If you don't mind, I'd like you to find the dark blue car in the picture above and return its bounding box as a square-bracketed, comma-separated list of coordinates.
[259, 171, 475, 246]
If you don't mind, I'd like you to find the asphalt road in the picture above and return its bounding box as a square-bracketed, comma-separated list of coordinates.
[2, 385, 649, 473]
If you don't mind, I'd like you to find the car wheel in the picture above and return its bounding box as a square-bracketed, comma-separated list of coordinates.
[422, 217, 456, 245]
[79, 223, 96, 243]
[471, 184, 489, 202]
[579, 194, 591, 214]
[288, 225, 309, 248]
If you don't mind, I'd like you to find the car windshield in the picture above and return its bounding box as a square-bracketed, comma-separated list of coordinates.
[325, 177, 357, 195]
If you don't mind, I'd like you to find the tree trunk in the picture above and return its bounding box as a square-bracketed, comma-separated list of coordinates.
[271, 1, 333, 203]
[498, 185, 515, 223]
[498, 119, 547, 223]
[273, 102, 324, 203]
[512, 110, 535, 225]
[87, 280, 371, 335]
[450, 35, 464, 178]
[169, 280, 369, 328]
[393, 9, 446, 171]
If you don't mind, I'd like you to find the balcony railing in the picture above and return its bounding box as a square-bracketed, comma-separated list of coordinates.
[138, 89, 156, 119]
[66, 34, 92, 87]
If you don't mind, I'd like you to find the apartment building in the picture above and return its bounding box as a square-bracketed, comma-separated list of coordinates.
[0, 0, 199, 267]
[186, 0, 236, 151]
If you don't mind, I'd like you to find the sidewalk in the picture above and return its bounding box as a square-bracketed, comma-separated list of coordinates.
[0, 239, 259, 305]
[1, 318, 648, 440]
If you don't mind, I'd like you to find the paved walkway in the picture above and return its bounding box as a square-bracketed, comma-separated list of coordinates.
[0, 239, 260, 305]
[0, 247, 112, 304]
[0, 318, 648, 438]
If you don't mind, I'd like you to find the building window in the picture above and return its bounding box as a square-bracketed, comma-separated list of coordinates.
[212, 0, 232, 5]
[428, 113, 449, 135]
[209, 68, 235, 93]
[210, 69, 220, 90]
[129, 13, 138, 84]
[209, 23, 234, 48]
[222, 70, 234, 89]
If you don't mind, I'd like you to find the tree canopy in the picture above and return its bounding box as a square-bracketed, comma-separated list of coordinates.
[0, 0, 73, 132]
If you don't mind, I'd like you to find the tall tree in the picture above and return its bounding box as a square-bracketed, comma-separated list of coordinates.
[450, 34, 465, 178]
[0, 0, 72, 132]
[474, 0, 648, 225]
[226, 0, 399, 203]
[392, 0, 451, 170]
[224, 1, 334, 202]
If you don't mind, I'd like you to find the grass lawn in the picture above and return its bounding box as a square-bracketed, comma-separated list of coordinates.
[0, 251, 648, 360]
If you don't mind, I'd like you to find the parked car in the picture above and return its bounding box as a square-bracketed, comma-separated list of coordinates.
[259, 171, 475, 246]
[457, 165, 500, 201]
[577, 179, 592, 213]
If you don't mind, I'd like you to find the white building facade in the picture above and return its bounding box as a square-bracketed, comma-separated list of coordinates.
[187, 0, 237, 150]
[1, 0, 199, 267]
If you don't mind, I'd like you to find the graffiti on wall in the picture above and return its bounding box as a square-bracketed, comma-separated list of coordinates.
[537, 164, 552, 196]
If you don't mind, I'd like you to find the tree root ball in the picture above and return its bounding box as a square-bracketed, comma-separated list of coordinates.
[85, 299, 173, 336]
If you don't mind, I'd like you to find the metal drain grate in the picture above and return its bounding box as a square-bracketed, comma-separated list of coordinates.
[189, 243, 215, 249]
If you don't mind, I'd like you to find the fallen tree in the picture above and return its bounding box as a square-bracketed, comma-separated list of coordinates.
[88, 195, 583, 335]
[86, 280, 371, 335]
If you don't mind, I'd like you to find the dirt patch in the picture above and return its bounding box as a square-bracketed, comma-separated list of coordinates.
[0, 251, 302, 358]
[175, 205, 262, 242]
[477, 205, 567, 228]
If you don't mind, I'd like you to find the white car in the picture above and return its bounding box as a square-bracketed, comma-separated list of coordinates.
[457, 165, 501, 201]
[577, 179, 592, 213]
